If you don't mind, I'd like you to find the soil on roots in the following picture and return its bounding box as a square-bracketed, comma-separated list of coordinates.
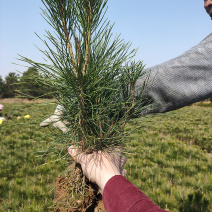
[53, 163, 106, 212]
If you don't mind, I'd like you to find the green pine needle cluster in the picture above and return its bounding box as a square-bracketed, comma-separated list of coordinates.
[19, 0, 149, 151]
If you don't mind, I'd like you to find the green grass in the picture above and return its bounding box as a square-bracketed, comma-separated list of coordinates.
[0, 101, 211, 211]
[125, 105, 212, 211]
[0, 102, 67, 212]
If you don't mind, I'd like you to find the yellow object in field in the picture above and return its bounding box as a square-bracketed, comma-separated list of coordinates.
[0, 119, 4, 125]
[24, 115, 30, 119]
[17, 116, 21, 120]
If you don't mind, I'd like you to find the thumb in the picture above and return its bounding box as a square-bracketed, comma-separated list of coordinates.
[68, 145, 81, 163]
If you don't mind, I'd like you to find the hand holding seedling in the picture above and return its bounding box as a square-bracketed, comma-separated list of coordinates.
[68, 145, 127, 193]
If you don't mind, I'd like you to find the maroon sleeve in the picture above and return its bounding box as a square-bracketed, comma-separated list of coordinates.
[103, 175, 168, 212]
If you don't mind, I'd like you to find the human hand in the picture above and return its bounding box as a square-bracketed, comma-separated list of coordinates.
[68, 146, 127, 193]
[0, 104, 4, 112]
[40, 105, 69, 133]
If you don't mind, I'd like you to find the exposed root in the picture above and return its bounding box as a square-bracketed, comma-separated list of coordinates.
[53, 163, 106, 212]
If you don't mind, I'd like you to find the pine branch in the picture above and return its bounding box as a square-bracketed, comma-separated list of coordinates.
[131, 81, 135, 107]
[82, 0, 92, 76]
[75, 36, 81, 66]
[56, 0, 78, 77]
[18, 0, 150, 153]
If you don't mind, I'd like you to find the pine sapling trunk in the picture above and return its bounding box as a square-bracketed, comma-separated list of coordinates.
[131, 81, 135, 107]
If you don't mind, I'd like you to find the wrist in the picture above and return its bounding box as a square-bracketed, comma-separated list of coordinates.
[99, 173, 121, 192]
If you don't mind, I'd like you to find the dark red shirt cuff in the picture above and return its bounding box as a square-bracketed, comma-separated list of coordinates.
[103, 175, 168, 212]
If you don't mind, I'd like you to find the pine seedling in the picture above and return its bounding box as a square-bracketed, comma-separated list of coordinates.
[18, 0, 149, 209]
[19, 0, 148, 152]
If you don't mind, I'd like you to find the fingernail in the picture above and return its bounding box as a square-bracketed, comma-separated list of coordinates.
[68, 147, 74, 155]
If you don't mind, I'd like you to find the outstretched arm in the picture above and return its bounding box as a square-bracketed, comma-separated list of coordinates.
[136, 33, 212, 114]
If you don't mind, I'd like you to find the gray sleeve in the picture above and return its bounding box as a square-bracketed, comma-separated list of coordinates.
[136, 33, 212, 114]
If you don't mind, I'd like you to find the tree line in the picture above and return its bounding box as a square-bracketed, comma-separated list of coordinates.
[1, 67, 212, 102]
[0, 67, 53, 99]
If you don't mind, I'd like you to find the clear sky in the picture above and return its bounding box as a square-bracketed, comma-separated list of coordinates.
[0, 0, 211, 79]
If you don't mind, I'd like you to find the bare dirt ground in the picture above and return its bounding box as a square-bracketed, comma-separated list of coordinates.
[0, 98, 56, 104]
[1, 98, 210, 105]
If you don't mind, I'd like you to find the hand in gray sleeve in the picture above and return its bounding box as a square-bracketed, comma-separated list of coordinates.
[136, 33, 212, 114]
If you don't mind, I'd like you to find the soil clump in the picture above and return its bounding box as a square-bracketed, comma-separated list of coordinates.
[53, 163, 106, 212]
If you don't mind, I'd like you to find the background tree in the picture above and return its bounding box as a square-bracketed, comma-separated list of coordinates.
[0, 76, 6, 98]
[19, 67, 53, 99]
[3, 72, 19, 98]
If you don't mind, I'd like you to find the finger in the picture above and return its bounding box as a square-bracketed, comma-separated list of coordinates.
[120, 156, 127, 167]
[68, 145, 82, 163]
[113, 147, 126, 167]
[53, 121, 69, 133]
[40, 118, 53, 127]
[122, 169, 127, 177]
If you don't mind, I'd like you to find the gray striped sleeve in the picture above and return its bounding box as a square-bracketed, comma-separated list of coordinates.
[136, 33, 212, 114]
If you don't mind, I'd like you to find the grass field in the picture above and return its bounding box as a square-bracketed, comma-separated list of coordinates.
[0, 100, 211, 211]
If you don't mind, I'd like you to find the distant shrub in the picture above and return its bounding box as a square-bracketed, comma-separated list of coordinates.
[180, 189, 210, 212]
[195, 102, 212, 108]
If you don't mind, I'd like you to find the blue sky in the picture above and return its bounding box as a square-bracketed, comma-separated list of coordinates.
[0, 0, 211, 79]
